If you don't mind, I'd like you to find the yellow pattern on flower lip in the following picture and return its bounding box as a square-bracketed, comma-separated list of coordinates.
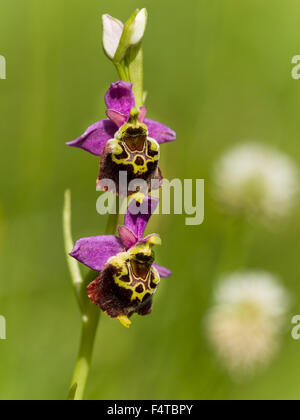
[108, 240, 161, 304]
[109, 120, 160, 176]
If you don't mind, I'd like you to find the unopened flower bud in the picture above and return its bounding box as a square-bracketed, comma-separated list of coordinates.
[130, 8, 148, 45]
[102, 14, 124, 60]
[106, 9, 148, 64]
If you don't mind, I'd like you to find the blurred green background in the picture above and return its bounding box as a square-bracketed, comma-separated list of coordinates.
[1, 0, 300, 400]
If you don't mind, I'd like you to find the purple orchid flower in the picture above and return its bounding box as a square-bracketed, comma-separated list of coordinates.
[67, 81, 176, 156]
[67, 81, 176, 198]
[70, 197, 171, 328]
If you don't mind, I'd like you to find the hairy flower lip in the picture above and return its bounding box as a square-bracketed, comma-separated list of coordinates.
[66, 81, 176, 157]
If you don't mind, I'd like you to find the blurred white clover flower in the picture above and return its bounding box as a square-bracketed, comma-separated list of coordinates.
[206, 271, 290, 378]
[213, 142, 299, 221]
[102, 9, 148, 61]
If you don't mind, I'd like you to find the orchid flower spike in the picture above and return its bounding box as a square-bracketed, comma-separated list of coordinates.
[67, 81, 176, 199]
[70, 197, 171, 328]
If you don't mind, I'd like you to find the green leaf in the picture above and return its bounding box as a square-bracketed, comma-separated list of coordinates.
[63, 189, 86, 313]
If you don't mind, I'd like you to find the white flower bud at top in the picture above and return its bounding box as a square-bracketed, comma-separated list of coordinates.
[102, 14, 124, 60]
[130, 8, 148, 45]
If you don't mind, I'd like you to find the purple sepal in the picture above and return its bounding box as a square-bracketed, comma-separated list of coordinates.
[105, 81, 135, 116]
[70, 235, 123, 272]
[125, 196, 159, 240]
[153, 264, 172, 278]
[66, 119, 116, 156]
[145, 118, 177, 144]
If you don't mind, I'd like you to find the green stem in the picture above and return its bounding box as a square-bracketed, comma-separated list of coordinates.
[68, 276, 100, 401]
[126, 44, 144, 108]
[114, 44, 144, 108]
[64, 192, 119, 400]
[114, 62, 129, 81]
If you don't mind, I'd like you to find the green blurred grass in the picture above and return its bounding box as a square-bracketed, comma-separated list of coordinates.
[1, 0, 300, 400]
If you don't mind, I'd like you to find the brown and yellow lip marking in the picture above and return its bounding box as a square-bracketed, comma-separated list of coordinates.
[109, 118, 160, 176]
[108, 135, 160, 176]
[97, 110, 162, 198]
[108, 240, 161, 304]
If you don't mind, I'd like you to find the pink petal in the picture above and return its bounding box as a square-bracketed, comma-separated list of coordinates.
[138, 106, 147, 122]
[106, 109, 128, 128]
[118, 226, 138, 250]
